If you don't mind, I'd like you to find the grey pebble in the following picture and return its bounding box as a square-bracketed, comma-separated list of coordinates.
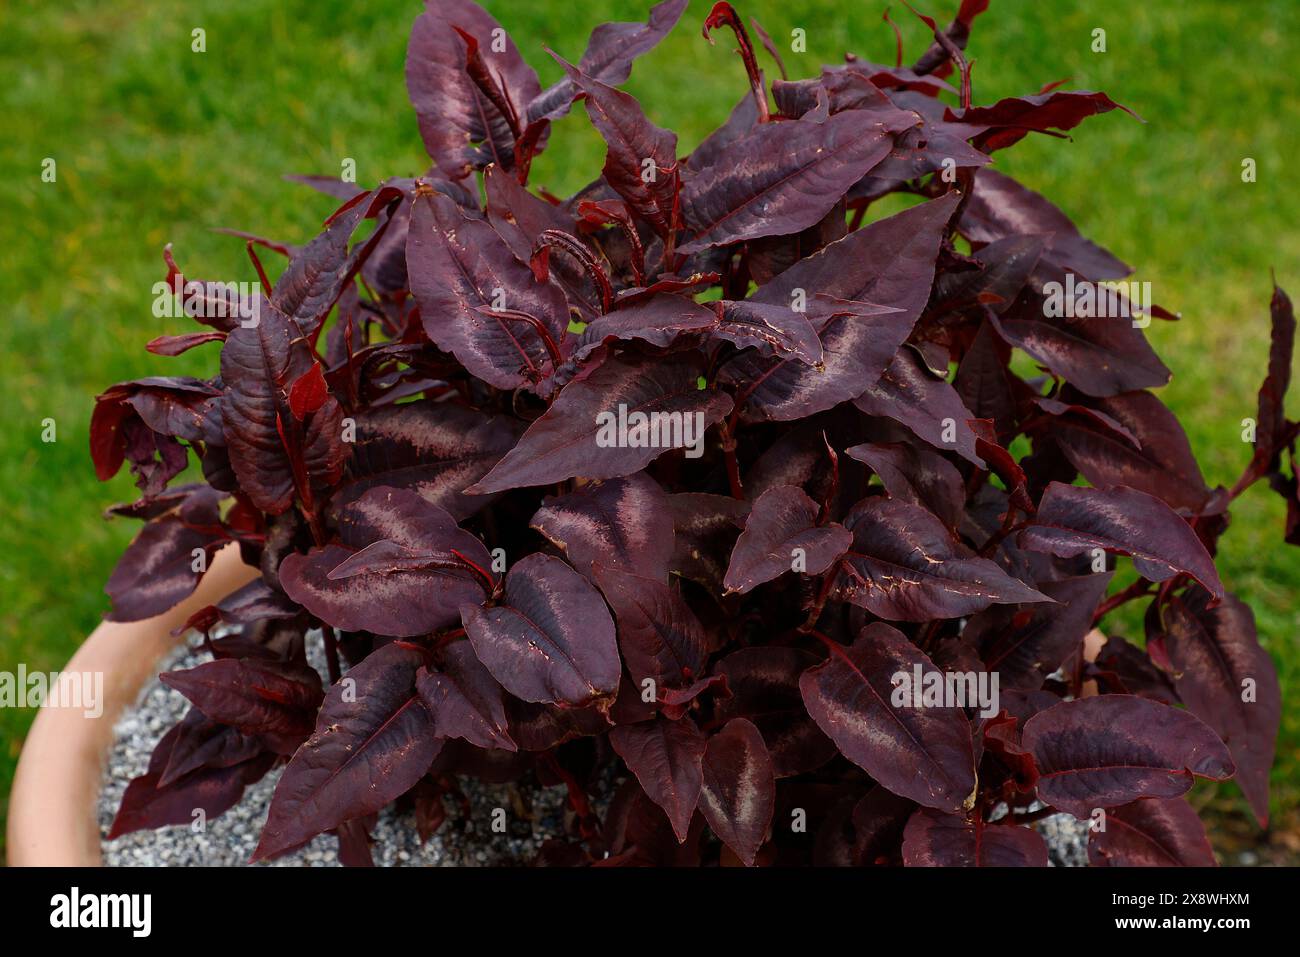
[98, 635, 577, 867]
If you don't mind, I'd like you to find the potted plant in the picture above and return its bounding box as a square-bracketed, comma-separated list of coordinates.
[12, 0, 1291, 867]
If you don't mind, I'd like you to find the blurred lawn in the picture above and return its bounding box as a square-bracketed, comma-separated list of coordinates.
[2, 0, 1297, 861]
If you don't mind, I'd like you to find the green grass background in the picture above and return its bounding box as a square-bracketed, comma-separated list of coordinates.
[2, 0, 1297, 860]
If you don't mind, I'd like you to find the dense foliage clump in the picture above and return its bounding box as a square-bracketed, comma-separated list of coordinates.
[92, 0, 1292, 866]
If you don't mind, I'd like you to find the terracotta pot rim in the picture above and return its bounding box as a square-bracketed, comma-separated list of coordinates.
[6, 545, 257, 866]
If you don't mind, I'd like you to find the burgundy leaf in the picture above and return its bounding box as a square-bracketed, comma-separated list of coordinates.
[679, 108, 915, 254]
[945, 90, 1139, 152]
[1087, 797, 1217, 867]
[698, 717, 775, 866]
[160, 657, 323, 738]
[721, 193, 960, 421]
[964, 572, 1113, 690]
[838, 497, 1048, 621]
[272, 186, 398, 326]
[105, 515, 225, 622]
[854, 347, 984, 467]
[958, 168, 1130, 280]
[279, 487, 489, 637]
[407, 189, 569, 389]
[570, 295, 717, 363]
[109, 753, 276, 839]
[845, 441, 964, 528]
[723, 485, 851, 593]
[159, 708, 268, 787]
[468, 354, 732, 493]
[1164, 587, 1280, 826]
[462, 553, 620, 708]
[1019, 482, 1224, 599]
[220, 301, 346, 514]
[562, 60, 678, 237]
[986, 295, 1170, 398]
[593, 563, 708, 692]
[530, 473, 674, 583]
[146, 331, 226, 356]
[342, 400, 520, 521]
[1022, 695, 1234, 818]
[1047, 395, 1213, 515]
[1241, 283, 1296, 487]
[417, 641, 516, 752]
[609, 715, 706, 842]
[712, 300, 823, 364]
[527, 0, 689, 125]
[715, 646, 835, 777]
[901, 808, 1048, 866]
[667, 492, 750, 590]
[799, 623, 977, 812]
[405, 0, 542, 178]
[252, 642, 441, 861]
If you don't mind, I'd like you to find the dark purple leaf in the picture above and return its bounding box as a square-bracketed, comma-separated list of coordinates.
[417, 641, 516, 752]
[159, 708, 268, 787]
[1019, 482, 1224, 599]
[252, 642, 441, 861]
[901, 808, 1048, 866]
[1046, 391, 1216, 514]
[721, 193, 960, 421]
[105, 515, 225, 622]
[341, 400, 521, 521]
[667, 492, 750, 590]
[109, 753, 276, 839]
[723, 485, 851, 593]
[279, 487, 489, 637]
[800, 624, 977, 812]
[958, 168, 1130, 280]
[220, 301, 347, 514]
[854, 347, 984, 466]
[1087, 797, 1217, 867]
[593, 563, 707, 692]
[712, 300, 823, 364]
[845, 441, 964, 528]
[405, 0, 542, 178]
[838, 497, 1048, 621]
[527, 0, 688, 125]
[964, 572, 1112, 690]
[679, 108, 915, 254]
[1164, 587, 1280, 826]
[698, 717, 775, 866]
[160, 657, 323, 738]
[407, 189, 569, 389]
[468, 354, 732, 493]
[716, 646, 836, 777]
[609, 715, 706, 842]
[530, 473, 674, 583]
[946, 90, 1138, 152]
[1022, 694, 1234, 818]
[562, 61, 678, 237]
[570, 295, 717, 363]
[463, 553, 620, 708]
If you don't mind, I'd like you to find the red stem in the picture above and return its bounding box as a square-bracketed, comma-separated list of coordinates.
[531, 229, 614, 314]
[246, 241, 273, 296]
[1091, 579, 1155, 627]
[702, 2, 770, 123]
[322, 625, 342, 685]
